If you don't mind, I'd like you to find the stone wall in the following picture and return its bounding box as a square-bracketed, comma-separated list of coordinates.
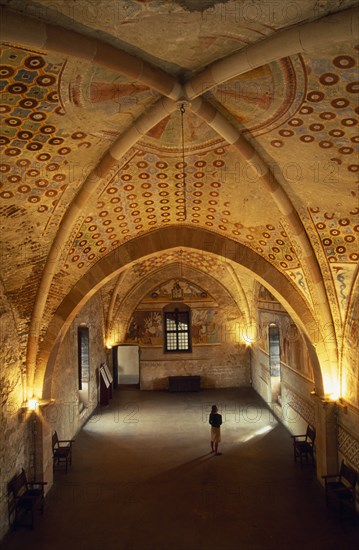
[337, 406, 359, 472]
[119, 274, 251, 390]
[0, 291, 107, 542]
[0, 289, 29, 540]
[140, 342, 250, 390]
[252, 347, 313, 433]
[251, 307, 359, 487]
[45, 294, 107, 443]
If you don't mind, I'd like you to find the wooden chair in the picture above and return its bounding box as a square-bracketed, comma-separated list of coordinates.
[52, 431, 74, 473]
[8, 468, 47, 529]
[322, 460, 358, 518]
[291, 425, 316, 467]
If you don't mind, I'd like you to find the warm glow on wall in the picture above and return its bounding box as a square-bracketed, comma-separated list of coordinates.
[106, 339, 114, 349]
[322, 372, 341, 401]
[240, 322, 258, 345]
[27, 398, 39, 410]
[340, 356, 351, 402]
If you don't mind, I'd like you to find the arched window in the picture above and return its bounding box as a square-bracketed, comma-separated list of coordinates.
[163, 304, 191, 353]
[268, 323, 280, 376]
[77, 325, 90, 407]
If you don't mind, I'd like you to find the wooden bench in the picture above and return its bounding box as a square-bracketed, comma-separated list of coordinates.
[168, 375, 201, 392]
[291, 425, 316, 468]
[322, 460, 358, 518]
[52, 430, 74, 473]
[8, 468, 47, 529]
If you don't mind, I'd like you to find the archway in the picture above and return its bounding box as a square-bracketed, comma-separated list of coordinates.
[37, 227, 327, 400]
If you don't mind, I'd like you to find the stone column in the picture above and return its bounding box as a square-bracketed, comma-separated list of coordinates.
[311, 394, 338, 482]
[33, 407, 53, 493]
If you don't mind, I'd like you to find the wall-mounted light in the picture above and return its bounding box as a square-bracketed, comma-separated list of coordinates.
[324, 391, 340, 402]
[23, 397, 54, 411]
[27, 398, 39, 411]
[240, 322, 258, 346]
[106, 337, 115, 349]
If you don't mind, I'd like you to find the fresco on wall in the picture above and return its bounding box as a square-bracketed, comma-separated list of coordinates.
[125, 306, 221, 346]
[257, 286, 277, 302]
[144, 278, 213, 302]
[125, 310, 163, 345]
[191, 308, 220, 344]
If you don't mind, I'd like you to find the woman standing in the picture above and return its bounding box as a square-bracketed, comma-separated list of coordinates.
[209, 404, 222, 455]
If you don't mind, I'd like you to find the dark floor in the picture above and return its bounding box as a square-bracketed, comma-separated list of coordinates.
[2, 387, 358, 550]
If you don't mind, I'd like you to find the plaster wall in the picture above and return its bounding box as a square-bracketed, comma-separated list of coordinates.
[140, 342, 250, 390]
[120, 273, 250, 390]
[0, 292, 107, 541]
[337, 406, 359, 513]
[45, 294, 107, 441]
[252, 321, 359, 484]
[251, 347, 312, 430]
[0, 290, 30, 541]
[250, 347, 271, 405]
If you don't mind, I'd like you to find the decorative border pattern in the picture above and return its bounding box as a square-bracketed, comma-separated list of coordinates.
[338, 425, 359, 470]
[284, 384, 315, 426]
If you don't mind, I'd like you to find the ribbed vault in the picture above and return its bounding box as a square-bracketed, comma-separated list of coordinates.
[37, 227, 325, 398]
[0, 2, 357, 404]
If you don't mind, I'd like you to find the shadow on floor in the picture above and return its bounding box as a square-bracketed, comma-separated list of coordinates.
[2, 388, 358, 550]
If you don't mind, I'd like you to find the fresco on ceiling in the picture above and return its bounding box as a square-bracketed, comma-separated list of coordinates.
[61, 59, 222, 150]
[132, 250, 222, 278]
[67, 147, 300, 268]
[61, 61, 158, 139]
[268, 44, 358, 177]
[330, 263, 358, 323]
[124, 306, 220, 346]
[141, 109, 223, 154]
[64, 146, 313, 312]
[209, 56, 306, 136]
[304, 206, 359, 324]
[144, 278, 213, 302]
[0, 45, 98, 226]
[258, 310, 314, 382]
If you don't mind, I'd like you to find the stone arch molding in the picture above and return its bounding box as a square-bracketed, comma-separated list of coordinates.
[39, 227, 325, 400]
[2, 7, 357, 398]
[106, 261, 248, 346]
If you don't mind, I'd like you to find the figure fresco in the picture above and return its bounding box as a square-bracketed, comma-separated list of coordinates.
[145, 279, 211, 302]
[191, 309, 220, 344]
[126, 311, 163, 345]
[125, 306, 220, 346]
[257, 285, 277, 302]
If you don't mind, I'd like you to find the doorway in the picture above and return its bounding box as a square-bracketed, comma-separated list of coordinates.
[115, 345, 140, 386]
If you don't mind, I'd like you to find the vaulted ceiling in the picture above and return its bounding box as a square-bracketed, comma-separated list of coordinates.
[0, 0, 358, 398]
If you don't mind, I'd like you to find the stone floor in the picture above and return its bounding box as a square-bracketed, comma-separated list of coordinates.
[2, 387, 358, 550]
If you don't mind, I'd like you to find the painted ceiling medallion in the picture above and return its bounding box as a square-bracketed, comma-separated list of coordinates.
[208, 56, 306, 136]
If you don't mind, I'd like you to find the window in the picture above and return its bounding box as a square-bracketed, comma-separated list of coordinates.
[268, 323, 280, 376]
[78, 326, 89, 392]
[164, 309, 191, 352]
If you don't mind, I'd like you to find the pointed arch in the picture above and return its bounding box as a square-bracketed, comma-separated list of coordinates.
[37, 227, 326, 399]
